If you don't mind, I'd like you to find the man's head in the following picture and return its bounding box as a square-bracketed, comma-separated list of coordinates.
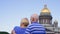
[20, 18, 29, 28]
[30, 13, 39, 23]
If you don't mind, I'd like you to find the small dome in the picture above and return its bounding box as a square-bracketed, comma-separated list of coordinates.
[54, 20, 58, 23]
[53, 20, 58, 27]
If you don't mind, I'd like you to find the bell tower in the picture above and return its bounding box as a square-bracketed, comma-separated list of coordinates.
[39, 5, 52, 24]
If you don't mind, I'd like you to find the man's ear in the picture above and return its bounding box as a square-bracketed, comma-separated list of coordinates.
[32, 18, 35, 21]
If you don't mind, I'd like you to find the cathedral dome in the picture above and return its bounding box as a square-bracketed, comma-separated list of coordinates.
[41, 7, 50, 13]
[40, 5, 51, 15]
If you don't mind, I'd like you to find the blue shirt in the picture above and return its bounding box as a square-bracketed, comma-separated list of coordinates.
[25, 22, 46, 34]
[14, 26, 26, 34]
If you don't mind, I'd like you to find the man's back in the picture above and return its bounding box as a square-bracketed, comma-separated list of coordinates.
[25, 22, 46, 34]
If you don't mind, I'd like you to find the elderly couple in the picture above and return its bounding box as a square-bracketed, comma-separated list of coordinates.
[11, 14, 46, 34]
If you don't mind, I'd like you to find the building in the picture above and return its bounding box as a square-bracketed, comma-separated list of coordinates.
[39, 5, 60, 34]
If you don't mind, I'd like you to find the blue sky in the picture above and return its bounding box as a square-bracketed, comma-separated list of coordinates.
[0, 0, 60, 33]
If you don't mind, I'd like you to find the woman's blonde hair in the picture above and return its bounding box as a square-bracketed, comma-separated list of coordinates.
[21, 18, 29, 27]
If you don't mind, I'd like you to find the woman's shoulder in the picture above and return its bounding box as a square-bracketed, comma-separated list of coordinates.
[14, 26, 20, 29]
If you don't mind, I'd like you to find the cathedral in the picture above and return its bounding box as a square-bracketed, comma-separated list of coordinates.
[39, 5, 60, 34]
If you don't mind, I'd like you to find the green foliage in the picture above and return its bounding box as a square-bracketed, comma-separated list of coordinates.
[0, 32, 9, 34]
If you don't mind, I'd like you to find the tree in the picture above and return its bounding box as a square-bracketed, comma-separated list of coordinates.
[0, 31, 9, 34]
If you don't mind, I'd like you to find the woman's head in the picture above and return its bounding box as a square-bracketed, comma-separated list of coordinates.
[20, 18, 29, 27]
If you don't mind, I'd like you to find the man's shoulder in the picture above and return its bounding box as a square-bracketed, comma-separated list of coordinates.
[27, 24, 34, 27]
[27, 23, 45, 29]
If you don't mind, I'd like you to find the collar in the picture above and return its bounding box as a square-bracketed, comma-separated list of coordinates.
[32, 22, 39, 24]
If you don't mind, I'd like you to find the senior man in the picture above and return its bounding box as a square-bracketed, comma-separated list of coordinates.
[25, 14, 46, 34]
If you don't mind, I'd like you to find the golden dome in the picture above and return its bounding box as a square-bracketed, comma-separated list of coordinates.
[41, 5, 50, 13]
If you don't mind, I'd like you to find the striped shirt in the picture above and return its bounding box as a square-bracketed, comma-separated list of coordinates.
[25, 22, 46, 34]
